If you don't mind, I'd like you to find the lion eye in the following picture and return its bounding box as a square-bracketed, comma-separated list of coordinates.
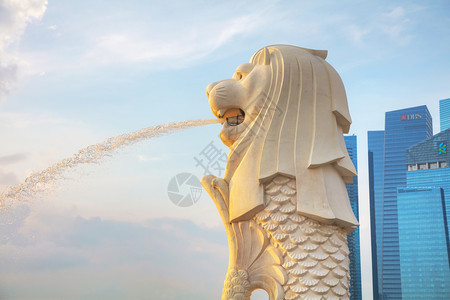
[236, 72, 246, 80]
[234, 63, 254, 81]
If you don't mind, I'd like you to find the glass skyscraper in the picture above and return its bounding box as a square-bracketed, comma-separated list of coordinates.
[397, 187, 450, 299]
[368, 130, 384, 300]
[369, 106, 433, 299]
[344, 135, 362, 300]
[440, 98, 450, 131]
[405, 128, 450, 242]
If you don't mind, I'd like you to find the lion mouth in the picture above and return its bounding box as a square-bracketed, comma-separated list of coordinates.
[227, 111, 245, 126]
[219, 108, 245, 126]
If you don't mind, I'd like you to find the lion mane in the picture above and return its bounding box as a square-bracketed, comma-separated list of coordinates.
[224, 45, 358, 228]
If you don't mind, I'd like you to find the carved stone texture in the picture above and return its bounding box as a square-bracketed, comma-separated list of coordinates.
[202, 45, 358, 300]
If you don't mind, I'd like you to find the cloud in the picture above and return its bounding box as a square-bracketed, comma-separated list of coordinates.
[0, 153, 28, 165]
[379, 6, 413, 45]
[12, 2, 279, 78]
[0, 210, 228, 299]
[0, 0, 47, 47]
[344, 24, 371, 45]
[0, 62, 18, 101]
[0, 0, 47, 102]
[0, 170, 18, 185]
[80, 7, 275, 68]
[0, 153, 26, 187]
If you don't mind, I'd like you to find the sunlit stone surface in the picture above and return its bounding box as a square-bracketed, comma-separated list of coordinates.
[202, 45, 358, 299]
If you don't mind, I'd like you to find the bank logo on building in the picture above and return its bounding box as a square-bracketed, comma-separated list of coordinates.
[438, 142, 447, 155]
[401, 113, 422, 121]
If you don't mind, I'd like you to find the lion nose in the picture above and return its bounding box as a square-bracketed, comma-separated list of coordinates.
[206, 82, 218, 99]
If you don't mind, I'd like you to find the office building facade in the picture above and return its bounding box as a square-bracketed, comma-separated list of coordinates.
[368, 130, 384, 300]
[369, 106, 433, 299]
[405, 128, 450, 242]
[440, 98, 450, 131]
[344, 135, 362, 300]
[396, 187, 450, 299]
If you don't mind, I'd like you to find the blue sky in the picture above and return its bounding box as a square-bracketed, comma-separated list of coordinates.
[0, 0, 449, 299]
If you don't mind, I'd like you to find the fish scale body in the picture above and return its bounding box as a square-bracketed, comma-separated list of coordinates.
[255, 175, 351, 300]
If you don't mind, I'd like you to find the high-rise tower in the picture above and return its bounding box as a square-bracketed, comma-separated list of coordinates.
[440, 98, 450, 131]
[368, 130, 384, 300]
[344, 135, 362, 300]
[406, 128, 450, 240]
[369, 106, 433, 299]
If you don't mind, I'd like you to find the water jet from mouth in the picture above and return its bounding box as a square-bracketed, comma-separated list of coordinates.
[0, 118, 220, 212]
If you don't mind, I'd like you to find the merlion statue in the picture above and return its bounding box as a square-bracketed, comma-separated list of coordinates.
[202, 45, 358, 300]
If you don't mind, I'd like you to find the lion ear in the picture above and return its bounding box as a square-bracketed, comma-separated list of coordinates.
[258, 47, 271, 65]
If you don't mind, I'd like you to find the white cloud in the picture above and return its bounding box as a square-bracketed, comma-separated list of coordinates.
[0, 209, 228, 299]
[379, 6, 413, 45]
[12, 3, 278, 77]
[344, 24, 371, 45]
[0, 170, 18, 185]
[0, 62, 18, 101]
[0, 0, 47, 47]
[383, 6, 405, 19]
[0, 0, 47, 102]
[82, 11, 271, 68]
[0, 153, 28, 165]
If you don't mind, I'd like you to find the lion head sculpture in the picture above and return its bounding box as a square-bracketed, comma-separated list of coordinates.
[206, 45, 358, 228]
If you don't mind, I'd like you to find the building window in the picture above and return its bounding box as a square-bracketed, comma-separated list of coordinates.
[439, 161, 447, 168]
[408, 164, 418, 171]
[429, 162, 438, 169]
[418, 163, 427, 170]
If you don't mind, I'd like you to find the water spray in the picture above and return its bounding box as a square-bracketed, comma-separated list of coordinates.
[0, 118, 220, 210]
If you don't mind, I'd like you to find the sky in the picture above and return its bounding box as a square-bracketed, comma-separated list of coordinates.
[0, 0, 449, 299]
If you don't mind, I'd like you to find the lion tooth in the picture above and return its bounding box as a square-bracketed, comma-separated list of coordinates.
[226, 114, 244, 126]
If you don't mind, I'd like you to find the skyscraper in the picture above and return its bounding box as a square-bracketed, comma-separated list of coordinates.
[396, 187, 450, 298]
[368, 130, 384, 300]
[344, 135, 362, 300]
[369, 106, 433, 299]
[440, 98, 450, 131]
[405, 128, 450, 242]
[397, 124, 450, 299]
